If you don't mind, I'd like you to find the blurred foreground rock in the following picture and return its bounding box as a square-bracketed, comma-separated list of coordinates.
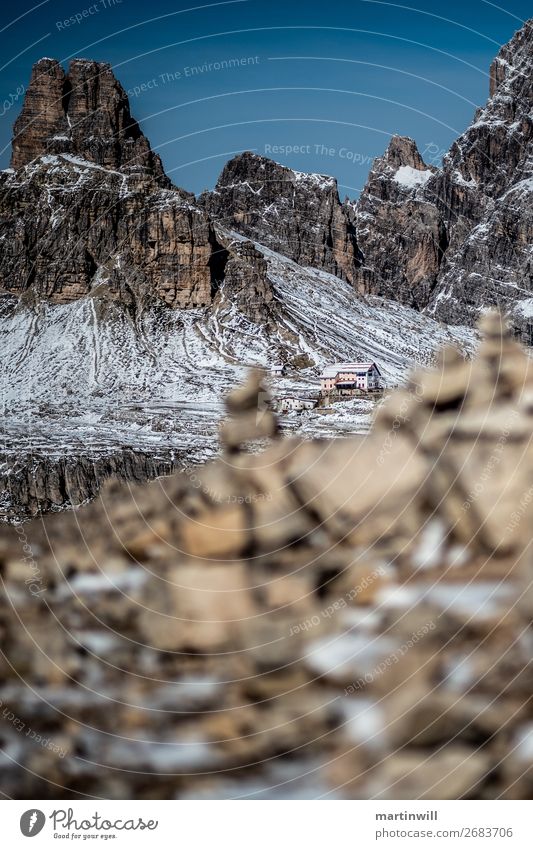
[2, 311, 533, 799]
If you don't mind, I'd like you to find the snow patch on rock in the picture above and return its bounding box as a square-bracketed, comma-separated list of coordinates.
[393, 165, 432, 189]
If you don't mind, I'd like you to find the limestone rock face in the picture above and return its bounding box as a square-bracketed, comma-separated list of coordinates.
[0, 448, 178, 521]
[11, 58, 168, 181]
[354, 19, 533, 336]
[354, 135, 445, 307]
[426, 19, 533, 334]
[0, 158, 216, 307]
[214, 237, 276, 324]
[2, 58, 226, 308]
[10, 58, 66, 171]
[200, 151, 362, 284]
[3, 60, 290, 314]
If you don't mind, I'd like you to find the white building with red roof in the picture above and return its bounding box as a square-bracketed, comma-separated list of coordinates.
[320, 362, 382, 394]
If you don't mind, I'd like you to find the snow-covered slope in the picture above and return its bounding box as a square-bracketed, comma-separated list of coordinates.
[2, 238, 476, 409]
[1, 237, 477, 459]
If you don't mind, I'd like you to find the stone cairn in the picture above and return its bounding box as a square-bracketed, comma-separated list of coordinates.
[2, 312, 533, 799]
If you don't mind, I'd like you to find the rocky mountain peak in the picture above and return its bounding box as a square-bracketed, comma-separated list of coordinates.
[420, 18, 533, 330]
[361, 135, 434, 205]
[200, 151, 360, 284]
[11, 57, 168, 183]
[489, 17, 533, 97]
[214, 150, 338, 193]
[2, 61, 285, 319]
[215, 150, 289, 186]
[10, 58, 65, 170]
[379, 135, 429, 172]
[443, 19, 533, 197]
[353, 134, 442, 308]
[352, 18, 533, 332]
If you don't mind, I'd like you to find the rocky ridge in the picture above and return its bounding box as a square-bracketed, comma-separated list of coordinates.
[426, 18, 533, 332]
[200, 151, 362, 284]
[353, 135, 444, 308]
[0, 448, 181, 522]
[196, 20, 533, 335]
[4, 22, 533, 326]
[354, 19, 533, 335]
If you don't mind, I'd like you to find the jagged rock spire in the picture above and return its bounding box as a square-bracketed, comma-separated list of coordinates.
[354, 134, 443, 307]
[11, 57, 168, 182]
[376, 134, 430, 172]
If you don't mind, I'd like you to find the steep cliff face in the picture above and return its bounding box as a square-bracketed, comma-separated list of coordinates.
[354, 19, 533, 335]
[426, 19, 533, 333]
[0, 158, 218, 307]
[355, 136, 446, 308]
[213, 235, 276, 325]
[11, 57, 168, 181]
[2, 58, 227, 309]
[0, 449, 179, 521]
[200, 151, 362, 284]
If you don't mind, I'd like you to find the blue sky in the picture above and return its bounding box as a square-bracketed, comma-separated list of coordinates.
[0, 0, 531, 197]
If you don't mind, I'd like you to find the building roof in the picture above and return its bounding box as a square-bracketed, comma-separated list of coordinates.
[320, 362, 380, 378]
[279, 395, 317, 402]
